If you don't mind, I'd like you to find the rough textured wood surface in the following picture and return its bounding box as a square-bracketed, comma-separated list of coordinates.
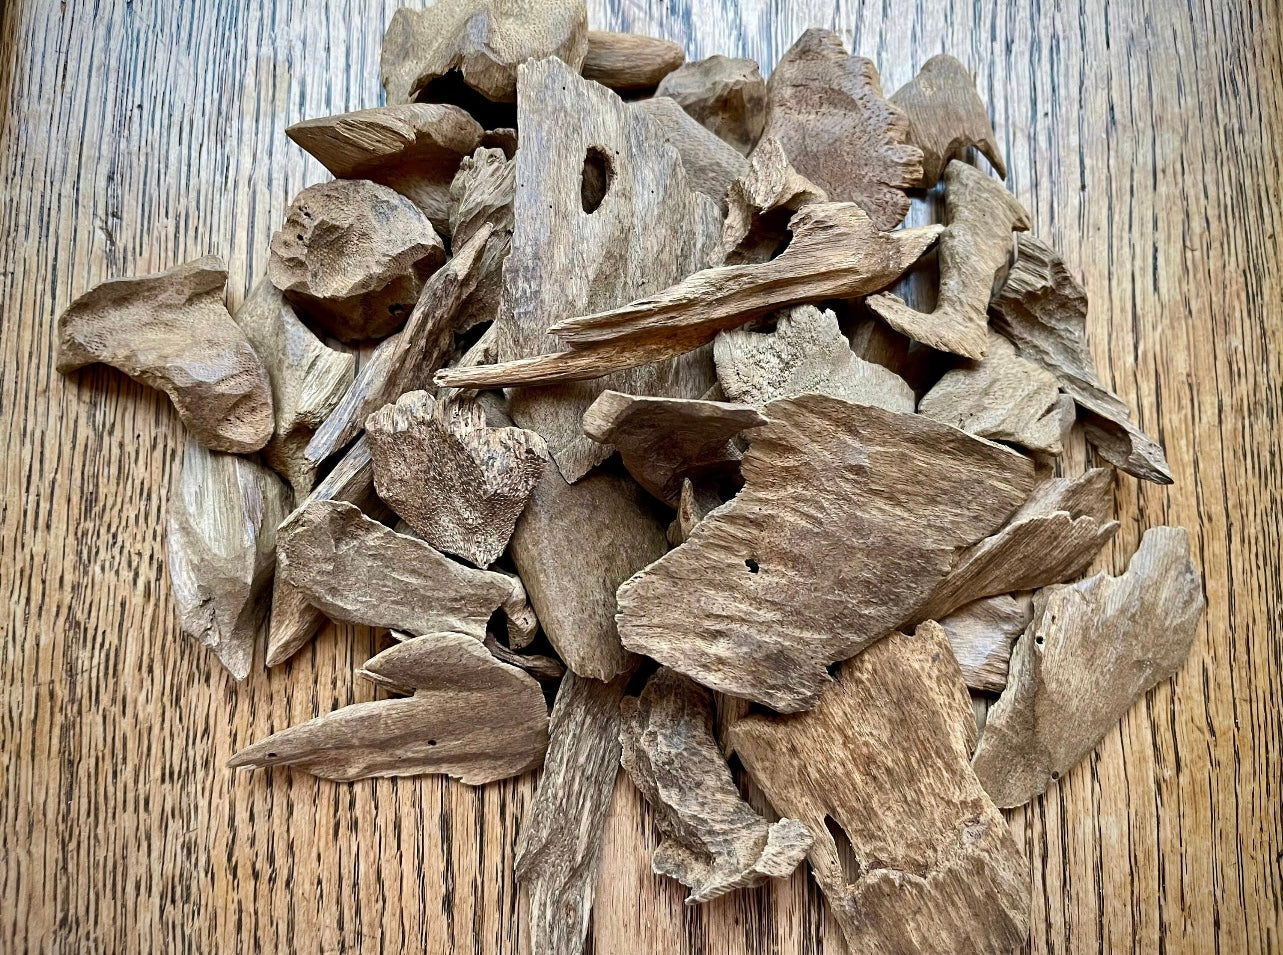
[582, 30, 685, 91]
[720, 136, 825, 264]
[635, 95, 749, 209]
[936, 593, 1034, 693]
[3, 1, 1279, 952]
[656, 55, 767, 155]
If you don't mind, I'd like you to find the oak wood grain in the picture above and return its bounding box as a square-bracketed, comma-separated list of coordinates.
[2, 0, 1280, 953]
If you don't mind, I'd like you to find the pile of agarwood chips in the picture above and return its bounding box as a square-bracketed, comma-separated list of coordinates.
[56, 3, 1205, 951]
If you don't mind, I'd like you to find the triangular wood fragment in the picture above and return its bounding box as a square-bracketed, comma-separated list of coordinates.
[991, 234, 1173, 483]
[166, 439, 291, 681]
[891, 54, 1007, 186]
[729, 622, 1030, 954]
[936, 593, 1033, 693]
[449, 147, 515, 330]
[720, 136, 826, 264]
[973, 526, 1204, 807]
[761, 28, 922, 229]
[618, 396, 1035, 711]
[635, 97, 748, 210]
[581, 30, 685, 91]
[230, 632, 548, 783]
[56, 256, 274, 453]
[667, 477, 724, 546]
[656, 55, 767, 155]
[620, 669, 812, 903]
[867, 160, 1029, 359]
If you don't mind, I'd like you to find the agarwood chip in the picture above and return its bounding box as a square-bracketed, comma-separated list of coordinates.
[581, 30, 684, 91]
[918, 329, 1067, 455]
[278, 499, 513, 638]
[635, 97, 748, 210]
[867, 160, 1030, 359]
[936, 593, 1033, 693]
[656, 55, 767, 155]
[482, 633, 563, 681]
[729, 622, 1030, 953]
[620, 669, 812, 903]
[480, 126, 519, 155]
[56, 255, 273, 453]
[713, 305, 915, 413]
[285, 103, 483, 234]
[618, 395, 1035, 711]
[516, 671, 632, 955]
[449, 147, 515, 330]
[380, 0, 588, 105]
[973, 526, 1204, 807]
[232, 279, 355, 496]
[231, 632, 548, 783]
[497, 568, 540, 648]
[891, 54, 1007, 186]
[720, 136, 826, 264]
[761, 28, 922, 229]
[581, 391, 765, 505]
[166, 439, 291, 681]
[268, 179, 445, 342]
[667, 476, 724, 546]
[991, 234, 1173, 483]
[366, 389, 547, 566]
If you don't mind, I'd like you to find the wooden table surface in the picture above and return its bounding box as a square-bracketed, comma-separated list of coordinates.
[2, 0, 1280, 952]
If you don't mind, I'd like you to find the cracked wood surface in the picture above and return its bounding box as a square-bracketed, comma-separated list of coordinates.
[1, 1, 1277, 953]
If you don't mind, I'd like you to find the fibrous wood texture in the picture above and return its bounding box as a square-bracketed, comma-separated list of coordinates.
[581, 30, 685, 91]
[618, 395, 1035, 710]
[56, 255, 274, 453]
[448, 147, 515, 330]
[656, 55, 767, 154]
[635, 96, 748, 209]
[720, 136, 826, 264]
[730, 622, 1030, 954]
[936, 593, 1033, 693]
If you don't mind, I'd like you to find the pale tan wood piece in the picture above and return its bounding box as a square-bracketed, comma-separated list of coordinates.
[936, 593, 1034, 693]
[730, 622, 1030, 954]
[56, 255, 274, 453]
[634, 96, 748, 209]
[720, 136, 826, 264]
[666, 476, 724, 547]
[973, 527, 1205, 808]
[581, 30, 685, 91]
[448, 147, 515, 331]
[656, 55, 767, 155]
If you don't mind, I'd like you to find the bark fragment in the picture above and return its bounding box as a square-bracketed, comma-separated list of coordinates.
[720, 136, 826, 264]
[581, 30, 685, 91]
[936, 593, 1033, 693]
[656, 56, 767, 155]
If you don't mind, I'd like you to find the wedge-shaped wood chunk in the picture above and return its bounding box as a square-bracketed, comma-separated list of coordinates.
[278, 499, 514, 638]
[582, 391, 765, 505]
[730, 622, 1030, 953]
[621, 669, 812, 903]
[367, 390, 547, 566]
[581, 30, 684, 91]
[231, 632, 548, 782]
[517, 672, 631, 955]
[992, 234, 1173, 483]
[714, 305, 914, 413]
[762, 29, 922, 229]
[381, 0, 588, 105]
[56, 256, 273, 453]
[867, 160, 1029, 359]
[937, 594, 1033, 693]
[973, 526, 1204, 807]
[449, 147, 515, 330]
[656, 56, 766, 155]
[166, 439, 290, 681]
[635, 97, 748, 210]
[232, 280, 355, 496]
[618, 396, 1035, 711]
[721, 136, 826, 264]
[667, 477, 724, 546]
[891, 54, 1007, 186]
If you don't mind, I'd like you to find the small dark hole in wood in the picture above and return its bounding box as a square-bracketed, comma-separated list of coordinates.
[295, 234, 304, 241]
[1050, 771, 1060, 781]
[427, 739, 437, 746]
[267, 752, 277, 758]
[745, 558, 759, 573]
[824, 816, 863, 885]
[580, 146, 612, 214]
[1035, 635, 1044, 645]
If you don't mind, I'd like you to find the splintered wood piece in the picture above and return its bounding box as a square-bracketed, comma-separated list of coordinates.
[729, 622, 1030, 954]
[918, 330, 1067, 455]
[656, 55, 767, 155]
[494, 56, 723, 483]
[516, 672, 631, 955]
[891, 54, 1007, 186]
[618, 396, 1035, 711]
[285, 104, 483, 234]
[937, 594, 1033, 693]
[268, 179, 446, 342]
[713, 305, 915, 413]
[56, 256, 273, 453]
[497, 569, 540, 648]
[721, 136, 826, 264]
[667, 477, 724, 546]
[635, 97, 748, 210]
[366, 389, 547, 567]
[166, 439, 291, 681]
[621, 669, 812, 903]
[973, 527, 1204, 807]
[232, 280, 355, 497]
[482, 633, 563, 681]
[867, 160, 1030, 359]
[278, 499, 513, 638]
[581, 30, 685, 91]
[301, 225, 492, 471]
[761, 29, 922, 229]
[991, 234, 1173, 483]
[918, 467, 1120, 622]
[380, 0, 588, 105]
[449, 147, 516, 330]
[231, 632, 548, 783]
[581, 391, 765, 505]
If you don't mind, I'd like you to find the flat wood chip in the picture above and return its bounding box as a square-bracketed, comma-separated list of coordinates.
[720, 136, 826, 264]
[973, 526, 1204, 807]
[867, 160, 1030, 359]
[729, 622, 1030, 954]
[761, 28, 922, 229]
[656, 55, 767, 155]
[635, 97, 748, 210]
[581, 30, 685, 91]
[618, 395, 1035, 711]
[936, 593, 1033, 693]
[56, 255, 274, 454]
